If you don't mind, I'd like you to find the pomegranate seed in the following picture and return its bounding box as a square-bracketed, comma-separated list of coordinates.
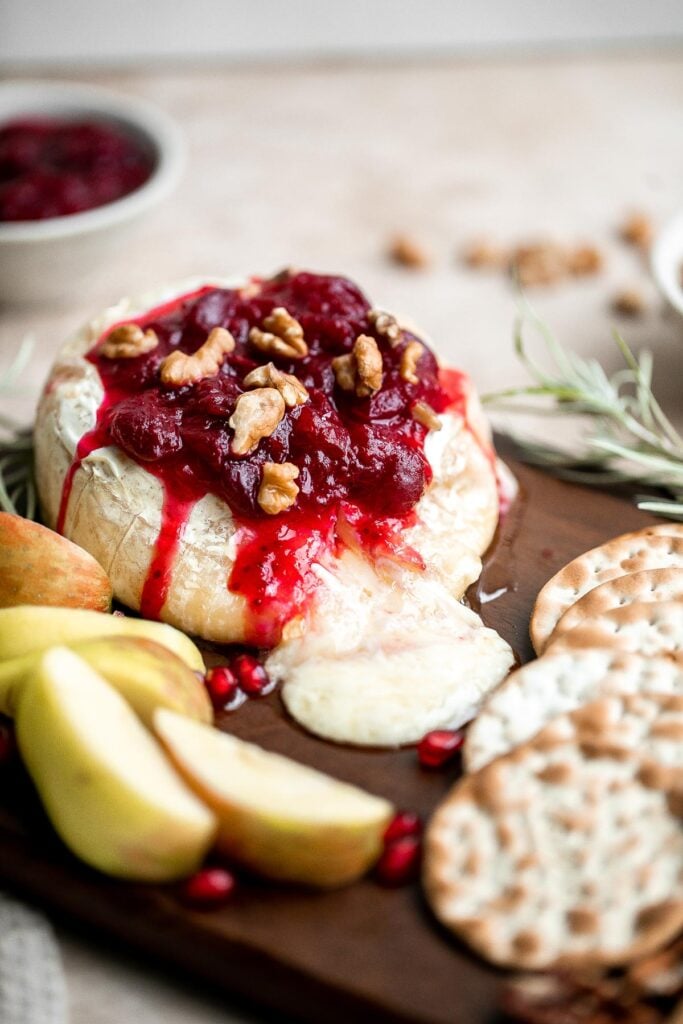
[0, 721, 16, 764]
[232, 654, 271, 697]
[182, 867, 236, 907]
[383, 811, 422, 845]
[375, 836, 421, 887]
[417, 729, 464, 769]
[204, 665, 239, 708]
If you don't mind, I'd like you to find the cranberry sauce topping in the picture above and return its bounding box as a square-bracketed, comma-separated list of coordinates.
[0, 118, 153, 222]
[72, 271, 468, 644]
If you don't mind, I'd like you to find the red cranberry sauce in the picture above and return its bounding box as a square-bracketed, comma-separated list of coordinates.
[77, 272, 469, 644]
[0, 118, 153, 222]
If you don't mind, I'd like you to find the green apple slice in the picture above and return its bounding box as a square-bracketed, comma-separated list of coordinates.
[154, 709, 394, 888]
[0, 605, 205, 672]
[0, 636, 212, 725]
[17, 647, 216, 880]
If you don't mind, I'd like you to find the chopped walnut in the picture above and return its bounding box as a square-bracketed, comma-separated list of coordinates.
[462, 239, 508, 269]
[567, 245, 604, 276]
[368, 308, 401, 344]
[387, 234, 431, 269]
[160, 327, 235, 387]
[243, 362, 309, 407]
[612, 287, 646, 317]
[620, 212, 653, 251]
[228, 388, 285, 455]
[400, 340, 424, 384]
[101, 323, 159, 359]
[411, 400, 441, 431]
[332, 334, 383, 398]
[511, 242, 567, 287]
[258, 461, 300, 515]
[250, 307, 308, 359]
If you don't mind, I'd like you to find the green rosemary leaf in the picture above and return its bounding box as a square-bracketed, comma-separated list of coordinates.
[487, 305, 683, 521]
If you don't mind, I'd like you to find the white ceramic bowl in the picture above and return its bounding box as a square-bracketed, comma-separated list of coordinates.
[0, 80, 185, 305]
[651, 210, 683, 319]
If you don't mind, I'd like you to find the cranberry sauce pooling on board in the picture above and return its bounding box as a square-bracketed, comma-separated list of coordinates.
[0, 118, 153, 221]
[63, 271, 470, 645]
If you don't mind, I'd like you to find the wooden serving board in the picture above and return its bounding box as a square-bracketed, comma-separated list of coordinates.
[0, 443, 663, 1024]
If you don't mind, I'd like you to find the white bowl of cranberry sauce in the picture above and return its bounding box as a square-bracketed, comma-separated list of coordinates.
[0, 80, 185, 304]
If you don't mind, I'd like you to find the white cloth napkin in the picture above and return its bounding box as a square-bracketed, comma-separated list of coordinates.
[0, 891, 68, 1024]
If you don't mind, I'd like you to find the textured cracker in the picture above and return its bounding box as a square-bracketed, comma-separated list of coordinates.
[547, 600, 683, 660]
[426, 714, 683, 970]
[550, 568, 683, 644]
[464, 649, 683, 772]
[531, 528, 683, 654]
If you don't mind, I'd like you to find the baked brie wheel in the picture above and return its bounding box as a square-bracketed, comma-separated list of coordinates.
[35, 270, 514, 746]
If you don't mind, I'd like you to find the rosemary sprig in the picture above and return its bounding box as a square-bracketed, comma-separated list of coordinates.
[484, 301, 683, 519]
[0, 337, 37, 520]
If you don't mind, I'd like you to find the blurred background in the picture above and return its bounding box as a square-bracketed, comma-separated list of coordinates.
[1, 3, 683, 1022]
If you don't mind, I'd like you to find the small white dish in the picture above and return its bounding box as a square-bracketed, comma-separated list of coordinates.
[651, 209, 683, 319]
[0, 80, 185, 305]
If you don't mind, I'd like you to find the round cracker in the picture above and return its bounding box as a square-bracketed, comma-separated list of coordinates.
[531, 529, 683, 654]
[426, 714, 683, 970]
[464, 649, 683, 773]
[550, 567, 683, 645]
[548, 601, 683, 660]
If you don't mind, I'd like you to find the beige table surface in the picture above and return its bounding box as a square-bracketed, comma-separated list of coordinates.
[1, 50, 683, 1023]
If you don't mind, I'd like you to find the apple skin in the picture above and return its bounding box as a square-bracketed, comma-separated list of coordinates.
[0, 605, 205, 672]
[16, 647, 217, 881]
[0, 513, 112, 611]
[0, 636, 212, 725]
[154, 709, 394, 888]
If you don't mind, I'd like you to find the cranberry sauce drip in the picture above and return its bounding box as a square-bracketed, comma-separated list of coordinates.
[0, 118, 153, 222]
[76, 272, 467, 644]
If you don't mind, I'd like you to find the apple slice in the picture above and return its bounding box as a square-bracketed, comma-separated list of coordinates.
[0, 605, 205, 672]
[154, 709, 394, 888]
[0, 636, 212, 725]
[0, 513, 112, 611]
[16, 647, 216, 880]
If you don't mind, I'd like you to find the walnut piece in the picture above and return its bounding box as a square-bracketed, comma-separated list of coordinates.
[400, 340, 424, 384]
[243, 362, 309, 407]
[411, 400, 442, 431]
[332, 334, 383, 398]
[258, 461, 300, 515]
[620, 212, 653, 251]
[101, 323, 159, 359]
[462, 239, 508, 269]
[511, 242, 567, 287]
[229, 388, 286, 455]
[566, 245, 604, 276]
[387, 234, 431, 269]
[160, 327, 235, 387]
[250, 307, 308, 359]
[612, 287, 646, 317]
[368, 308, 401, 344]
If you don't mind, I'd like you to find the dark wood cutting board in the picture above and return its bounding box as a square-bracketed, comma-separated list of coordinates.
[0, 443, 664, 1024]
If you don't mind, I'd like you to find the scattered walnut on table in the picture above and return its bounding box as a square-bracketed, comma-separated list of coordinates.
[228, 387, 286, 455]
[511, 242, 567, 287]
[368, 308, 401, 344]
[160, 326, 235, 387]
[566, 245, 604, 276]
[243, 362, 309, 407]
[332, 334, 383, 398]
[387, 234, 431, 269]
[620, 212, 654, 252]
[400, 340, 424, 384]
[250, 307, 308, 359]
[100, 323, 159, 359]
[461, 239, 508, 269]
[411, 400, 442, 431]
[612, 287, 646, 317]
[258, 462, 300, 515]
